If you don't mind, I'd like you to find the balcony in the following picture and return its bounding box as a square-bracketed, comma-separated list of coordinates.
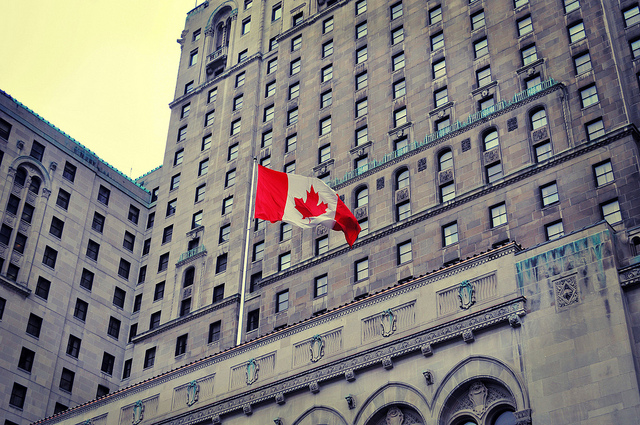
[177, 245, 207, 266]
[206, 47, 228, 76]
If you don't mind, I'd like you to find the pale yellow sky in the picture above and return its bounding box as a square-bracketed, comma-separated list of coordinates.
[1, 1, 199, 179]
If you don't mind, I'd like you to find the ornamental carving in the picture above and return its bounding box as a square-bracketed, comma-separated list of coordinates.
[468, 381, 488, 414]
[508, 314, 521, 327]
[439, 169, 453, 185]
[386, 406, 404, 425]
[462, 329, 474, 343]
[246, 358, 259, 385]
[377, 177, 385, 190]
[507, 117, 518, 131]
[316, 225, 328, 237]
[423, 370, 434, 385]
[354, 206, 368, 220]
[275, 393, 285, 404]
[243, 404, 252, 415]
[461, 138, 471, 152]
[309, 381, 320, 393]
[395, 188, 410, 203]
[186, 380, 199, 407]
[380, 309, 397, 337]
[345, 369, 356, 381]
[421, 344, 433, 356]
[418, 157, 427, 171]
[345, 394, 356, 409]
[554, 275, 579, 309]
[483, 148, 500, 165]
[458, 280, 476, 310]
[132, 400, 144, 425]
[531, 126, 548, 142]
[382, 357, 394, 369]
[309, 335, 324, 362]
[212, 415, 221, 424]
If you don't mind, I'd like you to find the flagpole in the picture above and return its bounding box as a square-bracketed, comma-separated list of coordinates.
[236, 157, 258, 345]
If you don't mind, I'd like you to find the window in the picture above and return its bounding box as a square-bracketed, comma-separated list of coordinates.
[197, 159, 209, 177]
[355, 98, 368, 117]
[289, 108, 300, 126]
[213, 284, 225, 303]
[149, 311, 161, 330]
[574, 51, 592, 74]
[521, 44, 537, 65]
[32, 276, 51, 301]
[0, 297, 5, 320]
[531, 108, 547, 129]
[73, 299, 88, 321]
[394, 107, 407, 127]
[397, 240, 412, 264]
[351, 73, 367, 93]
[29, 141, 45, 161]
[356, 0, 367, 14]
[162, 225, 173, 244]
[247, 309, 260, 332]
[242, 18, 251, 34]
[436, 116, 450, 131]
[144, 347, 156, 368]
[624, 5, 640, 27]
[133, 294, 142, 313]
[268, 58, 278, 74]
[392, 26, 404, 45]
[323, 40, 334, 57]
[158, 252, 170, 272]
[59, 368, 75, 393]
[315, 235, 329, 255]
[26, 313, 43, 339]
[265, 81, 276, 98]
[216, 253, 228, 273]
[86, 239, 100, 261]
[222, 196, 233, 215]
[272, 3, 282, 21]
[230, 118, 241, 136]
[430, 5, 442, 24]
[486, 162, 503, 183]
[602, 199, 622, 224]
[193, 28, 202, 40]
[172, 334, 188, 358]
[250, 271, 262, 292]
[434, 87, 448, 108]
[96, 385, 109, 399]
[515, 0, 528, 7]
[564, 0, 579, 13]
[107, 317, 121, 339]
[208, 321, 221, 342]
[269, 37, 278, 51]
[474, 37, 488, 58]
[476, 66, 491, 88]
[7, 194, 20, 215]
[594, 160, 614, 186]
[279, 222, 292, 241]
[10, 383, 27, 409]
[208, 87, 217, 103]
[432, 58, 446, 79]
[580, 84, 598, 108]
[138, 266, 147, 284]
[153, 282, 165, 302]
[203, 110, 215, 127]
[101, 352, 115, 375]
[517, 15, 533, 36]
[97, 185, 110, 205]
[276, 290, 289, 312]
[568, 21, 585, 43]
[228, 143, 239, 161]
[292, 35, 302, 51]
[357, 46, 368, 64]
[442, 222, 459, 246]
[356, 126, 368, 146]
[150, 188, 158, 203]
[253, 241, 265, 261]
[534, 141, 552, 162]
[490, 203, 508, 228]
[323, 17, 334, 33]
[396, 201, 411, 221]
[47, 216, 64, 239]
[66, 334, 82, 358]
[121, 230, 135, 251]
[546, 220, 564, 240]
[232, 95, 243, 112]
[541, 182, 559, 206]
[63, 162, 77, 182]
[19, 203, 33, 225]
[0, 118, 10, 142]
[131, 324, 140, 342]
[286, 134, 297, 152]
[189, 49, 198, 66]
[471, 10, 485, 30]
[431, 32, 444, 51]
[354, 186, 369, 208]
[356, 21, 368, 39]
[177, 125, 187, 142]
[147, 212, 155, 229]
[318, 144, 331, 163]
[290, 58, 301, 75]
[122, 359, 133, 379]
[18, 347, 35, 372]
[173, 149, 185, 167]
[42, 246, 58, 268]
[483, 129, 499, 151]
[0, 224, 11, 246]
[238, 49, 248, 62]
[80, 269, 94, 291]
[280, 160, 295, 175]
[117, 258, 131, 281]
[479, 96, 495, 111]
[279, 252, 291, 271]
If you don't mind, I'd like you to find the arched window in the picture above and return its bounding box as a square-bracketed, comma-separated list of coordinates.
[29, 176, 41, 194]
[483, 129, 499, 151]
[439, 149, 453, 171]
[183, 267, 195, 288]
[15, 167, 27, 186]
[396, 168, 410, 190]
[632, 236, 640, 256]
[355, 186, 368, 208]
[491, 410, 517, 425]
[530, 108, 547, 130]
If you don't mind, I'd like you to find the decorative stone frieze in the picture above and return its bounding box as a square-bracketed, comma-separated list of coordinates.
[483, 147, 500, 165]
[439, 169, 453, 185]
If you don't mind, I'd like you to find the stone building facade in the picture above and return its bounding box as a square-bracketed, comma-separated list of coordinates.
[2, 0, 640, 424]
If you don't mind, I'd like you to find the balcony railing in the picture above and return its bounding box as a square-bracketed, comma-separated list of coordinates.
[329, 78, 558, 188]
[178, 245, 207, 264]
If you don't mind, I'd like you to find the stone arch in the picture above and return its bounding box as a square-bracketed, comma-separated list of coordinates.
[9, 155, 52, 194]
[354, 382, 430, 425]
[432, 356, 530, 425]
[292, 405, 348, 425]
[205, 2, 237, 52]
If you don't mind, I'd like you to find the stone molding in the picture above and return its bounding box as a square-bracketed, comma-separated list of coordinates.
[0, 274, 31, 296]
[619, 263, 640, 287]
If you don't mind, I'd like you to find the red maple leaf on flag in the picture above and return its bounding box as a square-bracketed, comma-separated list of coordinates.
[294, 186, 328, 219]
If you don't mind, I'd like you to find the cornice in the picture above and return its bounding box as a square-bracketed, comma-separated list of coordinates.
[0, 274, 31, 296]
[619, 262, 640, 287]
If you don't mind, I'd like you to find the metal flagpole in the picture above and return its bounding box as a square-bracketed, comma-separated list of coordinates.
[236, 158, 258, 345]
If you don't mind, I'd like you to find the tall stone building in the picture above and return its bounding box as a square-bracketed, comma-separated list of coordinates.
[2, 0, 640, 423]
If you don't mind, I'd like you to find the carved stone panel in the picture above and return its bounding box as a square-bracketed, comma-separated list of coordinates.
[354, 206, 368, 220]
[395, 187, 410, 203]
[461, 138, 471, 152]
[438, 169, 454, 185]
[316, 225, 328, 237]
[377, 177, 385, 190]
[507, 117, 518, 131]
[531, 126, 548, 143]
[554, 274, 579, 310]
[417, 157, 427, 171]
[483, 148, 501, 165]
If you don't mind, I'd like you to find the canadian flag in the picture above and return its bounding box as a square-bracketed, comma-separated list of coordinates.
[254, 165, 361, 247]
